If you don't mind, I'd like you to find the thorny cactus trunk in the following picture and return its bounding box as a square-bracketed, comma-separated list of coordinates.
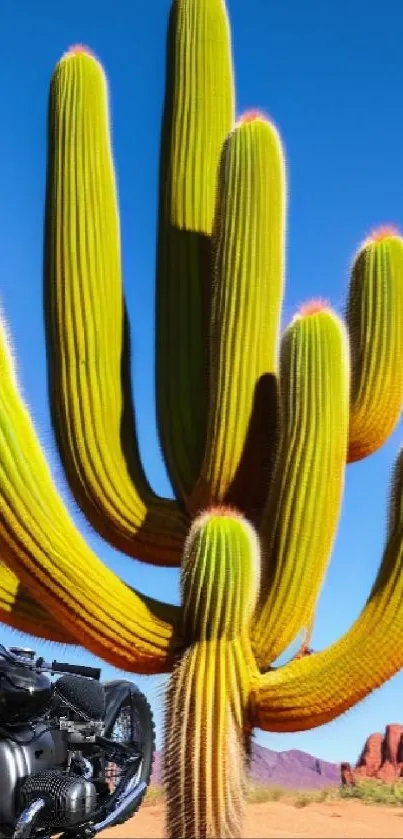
[1, 1, 403, 838]
[165, 511, 258, 838]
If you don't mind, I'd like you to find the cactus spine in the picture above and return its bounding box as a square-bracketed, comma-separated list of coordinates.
[1, 2, 403, 838]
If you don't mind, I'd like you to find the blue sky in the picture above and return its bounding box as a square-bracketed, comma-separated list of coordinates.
[1, 0, 403, 766]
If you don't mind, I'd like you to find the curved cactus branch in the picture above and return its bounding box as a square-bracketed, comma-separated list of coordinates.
[0, 563, 180, 647]
[253, 305, 349, 667]
[0, 562, 74, 643]
[0, 315, 181, 672]
[251, 445, 403, 731]
[44, 47, 188, 567]
[190, 116, 285, 519]
[347, 228, 403, 463]
[156, 0, 235, 506]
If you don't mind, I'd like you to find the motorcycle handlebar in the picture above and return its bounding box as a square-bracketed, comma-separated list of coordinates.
[0, 645, 101, 681]
[50, 661, 101, 680]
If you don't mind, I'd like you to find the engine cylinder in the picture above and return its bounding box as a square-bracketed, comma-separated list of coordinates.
[19, 770, 97, 827]
[0, 725, 66, 825]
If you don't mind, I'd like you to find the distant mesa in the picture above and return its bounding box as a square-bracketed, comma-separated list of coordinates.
[152, 742, 339, 790]
[341, 724, 403, 786]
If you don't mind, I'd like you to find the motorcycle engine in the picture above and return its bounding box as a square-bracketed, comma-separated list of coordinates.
[0, 673, 106, 831]
[18, 769, 97, 828]
[0, 722, 67, 826]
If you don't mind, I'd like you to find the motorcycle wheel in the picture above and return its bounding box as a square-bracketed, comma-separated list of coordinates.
[105, 685, 156, 818]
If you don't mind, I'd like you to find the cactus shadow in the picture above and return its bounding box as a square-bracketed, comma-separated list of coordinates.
[119, 301, 160, 499]
[225, 372, 279, 525]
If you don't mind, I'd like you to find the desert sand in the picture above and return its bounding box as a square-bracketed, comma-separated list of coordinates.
[100, 799, 403, 838]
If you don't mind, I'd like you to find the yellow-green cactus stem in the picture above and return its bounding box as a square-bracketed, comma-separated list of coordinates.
[190, 113, 286, 518]
[165, 640, 253, 839]
[253, 303, 349, 668]
[251, 444, 403, 732]
[156, 0, 235, 506]
[0, 313, 181, 672]
[44, 46, 187, 566]
[0, 563, 73, 643]
[347, 226, 403, 463]
[2, 1, 403, 837]
[181, 507, 260, 640]
[165, 509, 259, 839]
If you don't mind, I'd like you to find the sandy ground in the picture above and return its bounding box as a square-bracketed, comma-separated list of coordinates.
[99, 799, 403, 838]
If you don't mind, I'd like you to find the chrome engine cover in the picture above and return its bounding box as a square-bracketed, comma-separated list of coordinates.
[0, 724, 66, 826]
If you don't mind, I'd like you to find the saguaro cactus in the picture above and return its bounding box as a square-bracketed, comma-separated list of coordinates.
[1, 1, 403, 837]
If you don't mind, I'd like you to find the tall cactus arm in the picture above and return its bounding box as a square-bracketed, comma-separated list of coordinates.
[251, 445, 403, 731]
[190, 115, 285, 519]
[156, 0, 235, 506]
[347, 228, 403, 463]
[252, 305, 349, 668]
[0, 315, 180, 673]
[44, 47, 187, 567]
[0, 562, 74, 643]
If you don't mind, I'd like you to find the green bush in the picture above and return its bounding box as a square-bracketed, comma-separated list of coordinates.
[247, 783, 287, 803]
[340, 779, 403, 807]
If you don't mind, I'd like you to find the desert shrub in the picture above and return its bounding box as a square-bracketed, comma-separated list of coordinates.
[293, 792, 312, 808]
[247, 783, 287, 803]
[339, 779, 403, 807]
[144, 785, 166, 806]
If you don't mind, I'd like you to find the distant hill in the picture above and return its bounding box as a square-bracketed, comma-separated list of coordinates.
[151, 742, 340, 790]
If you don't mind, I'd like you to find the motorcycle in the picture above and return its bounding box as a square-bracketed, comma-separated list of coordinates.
[0, 643, 155, 838]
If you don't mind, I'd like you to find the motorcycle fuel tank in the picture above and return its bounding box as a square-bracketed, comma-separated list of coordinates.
[0, 659, 52, 723]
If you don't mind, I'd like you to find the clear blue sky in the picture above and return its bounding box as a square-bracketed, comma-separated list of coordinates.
[1, 0, 403, 766]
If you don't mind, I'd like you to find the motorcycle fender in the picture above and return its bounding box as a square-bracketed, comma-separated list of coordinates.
[102, 680, 139, 737]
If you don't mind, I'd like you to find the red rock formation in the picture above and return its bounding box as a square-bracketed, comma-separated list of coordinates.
[355, 732, 383, 778]
[342, 725, 403, 786]
[384, 724, 403, 763]
[340, 762, 355, 786]
[378, 724, 403, 782]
